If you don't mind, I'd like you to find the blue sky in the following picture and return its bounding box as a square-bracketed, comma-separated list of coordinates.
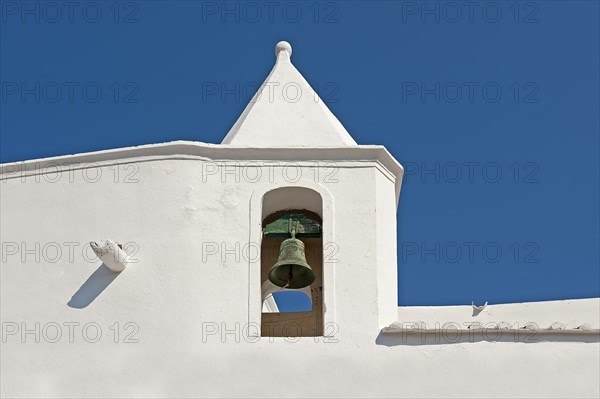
[1, 1, 598, 308]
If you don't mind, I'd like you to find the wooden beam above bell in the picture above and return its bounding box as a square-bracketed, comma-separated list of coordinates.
[263, 212, 322, 238]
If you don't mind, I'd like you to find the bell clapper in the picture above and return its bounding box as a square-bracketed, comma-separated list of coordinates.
[287, 264, 294, 287]
[286, 223, 297, 287]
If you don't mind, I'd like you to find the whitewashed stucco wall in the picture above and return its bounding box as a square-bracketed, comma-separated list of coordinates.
[1, 145, 598, 398]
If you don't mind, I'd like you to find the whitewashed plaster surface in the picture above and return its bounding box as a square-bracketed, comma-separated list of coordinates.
[1, 42, 598, 398]
[1, 147, 598, 398]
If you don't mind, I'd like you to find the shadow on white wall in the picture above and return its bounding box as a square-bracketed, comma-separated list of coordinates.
[67, 264, 121, 308]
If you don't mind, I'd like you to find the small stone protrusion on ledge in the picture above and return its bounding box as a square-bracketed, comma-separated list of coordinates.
[472, 301, 488, 316]
[90, 240, 130, 272]
[472, 301, 488, 311]
[548, 322, 567, 330]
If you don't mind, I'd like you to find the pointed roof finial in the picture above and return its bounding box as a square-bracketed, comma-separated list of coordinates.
[221, 40, 357, 147]
[275, 41, 292, 58]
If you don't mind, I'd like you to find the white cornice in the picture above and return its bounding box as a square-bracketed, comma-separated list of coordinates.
[0, 140, 405, 202]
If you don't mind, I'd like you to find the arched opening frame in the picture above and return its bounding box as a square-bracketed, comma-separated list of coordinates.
[247, 181, 335, 337]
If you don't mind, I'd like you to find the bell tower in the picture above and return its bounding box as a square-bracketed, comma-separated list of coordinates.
[222, 41, 405, 337]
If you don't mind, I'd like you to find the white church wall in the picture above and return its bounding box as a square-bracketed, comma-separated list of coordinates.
[1, 152, 598, 398]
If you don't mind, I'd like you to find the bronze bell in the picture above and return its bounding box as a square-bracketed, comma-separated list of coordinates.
[268, 223, 315, 289]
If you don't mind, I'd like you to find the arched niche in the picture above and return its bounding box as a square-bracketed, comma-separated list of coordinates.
[260, 187, 324, 337]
